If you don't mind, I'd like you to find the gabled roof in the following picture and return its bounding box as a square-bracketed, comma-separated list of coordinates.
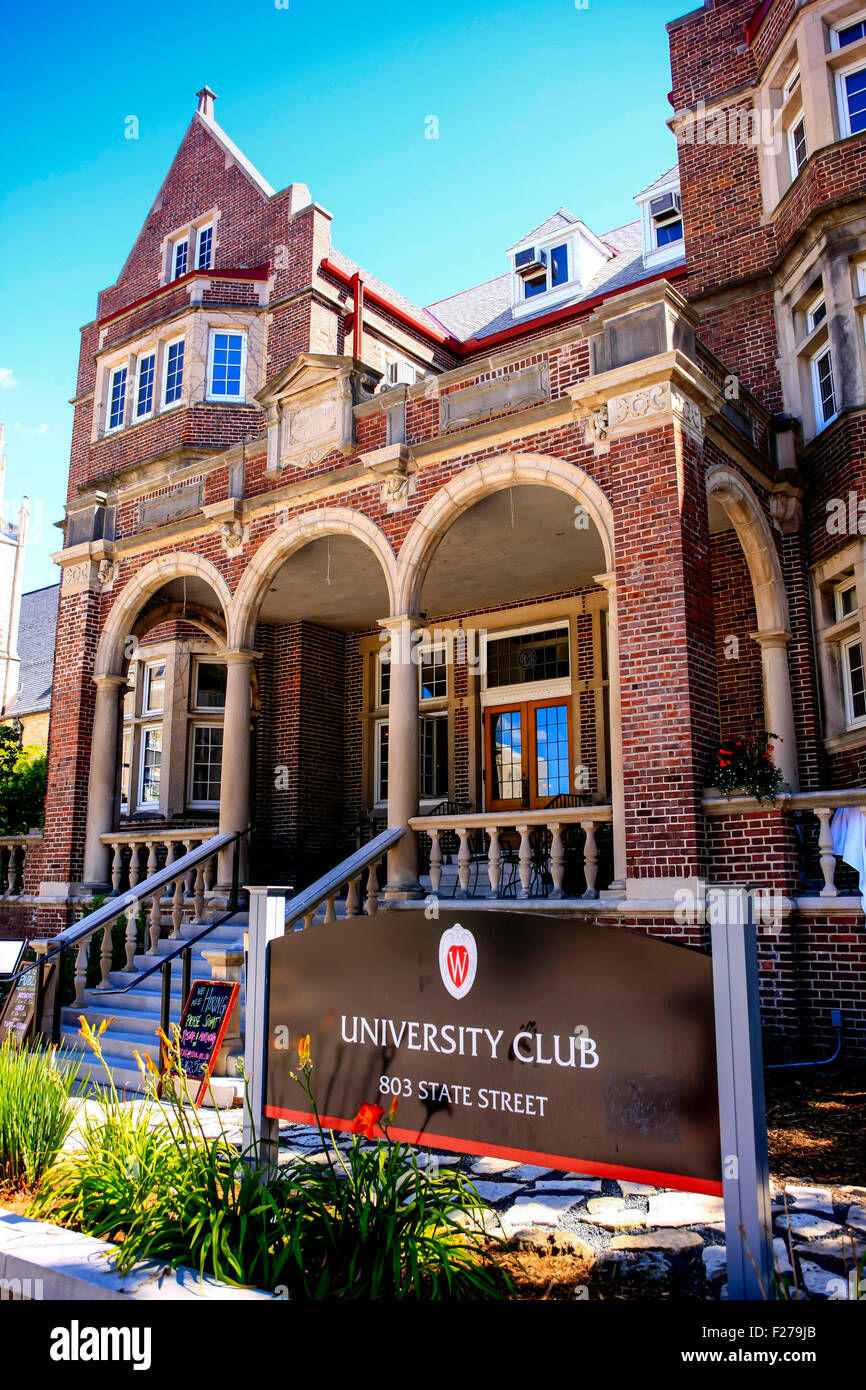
[327, 246, 449, 340]
[634, 165, 680, 200]
[4, 584, 59, 718]
[195, 109, 276, 199]
[507, 209, 581, 252]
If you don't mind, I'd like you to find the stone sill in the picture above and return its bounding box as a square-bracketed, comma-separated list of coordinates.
[0, 1210, 277, 1302]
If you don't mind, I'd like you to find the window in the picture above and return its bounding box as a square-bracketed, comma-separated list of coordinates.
[782, 67, 801, 99]
[123, 664, 137, 718]
[107, 366, 127, 432]
[485, 627, 570, 689]
[842, 635, 866, 725]
[378, 653, 390, 707]
[835, 576, 858, 621]
[143, 660, 166, 713]
[120, 730, 132, 812]
[837, 63, 866, 136]
[811, 345, 837, 428]
[806, 295, 827, 331]
[171, 238, 188, 280]
[135, 352, 155, 419]
[833, 16, 866, 47]
[196, 224, 214, 271]
[385, 358, 419, 387]
[189, 725, 223, 805]
[789, 117, 808, 177]
[139, 727, 162, 807]
[207, 330, 246, 400]
[163, 339, 184, 407]
[420, 645, 447, 701]
[518, 242, 571, 300]
[193, 660, 227, 710]
[419, 714, 448, 798]
[656, 219, 683, 247]
[857, 261, 866, 297]
[375, 721, 389, 802]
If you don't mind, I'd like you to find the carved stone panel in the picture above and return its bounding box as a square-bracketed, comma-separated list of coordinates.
[138, 481, 204, 531]
[439, 363, 549, 432]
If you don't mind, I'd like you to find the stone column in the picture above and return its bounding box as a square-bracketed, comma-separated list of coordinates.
[378, 614, 423, 897]
[217, 650, 255, 888]
[82, 674, 126, 887]
[751, 629, 799, 792]
[595, 572, 626, 888]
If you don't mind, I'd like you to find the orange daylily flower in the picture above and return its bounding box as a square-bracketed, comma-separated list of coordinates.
[383, 1096, 399, 1126]
[350, 1102, 385, 1138]
[298, 1035, 311, 1066]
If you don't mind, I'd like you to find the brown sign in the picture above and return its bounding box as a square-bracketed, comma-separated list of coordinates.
[265, 909, 722, 1194]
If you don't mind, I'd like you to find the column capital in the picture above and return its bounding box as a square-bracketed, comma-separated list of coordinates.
[593, 570, 616, 596]
[223, 647, 261, 666]
[749, 628, 792, 650]
[377, 613, 424, 632]
[92, 672, 127, 689]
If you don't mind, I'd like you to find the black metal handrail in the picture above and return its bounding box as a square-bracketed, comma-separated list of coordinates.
[4, 830, 247, 1048]
[284, 825, 404, 926]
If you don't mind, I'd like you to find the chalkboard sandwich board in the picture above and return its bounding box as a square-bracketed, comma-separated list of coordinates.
[0, 960, 55, 1048]
[163, 979, 240, 1106]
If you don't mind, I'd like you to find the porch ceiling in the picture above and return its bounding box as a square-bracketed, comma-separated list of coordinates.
[420, 485, 605, 616]
[257, 534, 390, 630]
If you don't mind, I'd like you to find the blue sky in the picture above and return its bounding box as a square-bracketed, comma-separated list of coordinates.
[0, 0, 681, 591]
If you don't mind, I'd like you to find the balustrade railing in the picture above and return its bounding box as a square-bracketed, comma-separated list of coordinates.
[286, 826, 403, 930]
[0, 833, 39, 896]
[409, 807, 613, 900]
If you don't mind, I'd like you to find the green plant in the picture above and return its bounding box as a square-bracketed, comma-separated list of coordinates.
[0, 726, 46, 833]
[713, 733, 784, 804]
[0, 1036, 81, 1188]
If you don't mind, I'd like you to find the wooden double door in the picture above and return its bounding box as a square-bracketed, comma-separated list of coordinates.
[483, 697, 572, 811]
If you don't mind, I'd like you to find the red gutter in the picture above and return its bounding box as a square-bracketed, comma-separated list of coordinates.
[744, 0, 773, 45]
[97, 264, 271, 328]
[323, 257, 688, 358]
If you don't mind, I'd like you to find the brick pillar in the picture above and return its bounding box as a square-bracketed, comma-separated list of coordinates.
[39, 583, 102, 896]
[613, 422, 720, 892]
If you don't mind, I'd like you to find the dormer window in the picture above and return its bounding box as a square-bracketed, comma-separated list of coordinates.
[515, 242, 571, 300]
[636, 174, 685, 267]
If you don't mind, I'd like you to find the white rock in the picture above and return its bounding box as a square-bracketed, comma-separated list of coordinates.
[645, 1192, 725, 1229]
[845, 1204, 866, 1234]
[773, 1236, 793, 1277]
[410, 1151, 461, 1169]
[470, 1156, 520, 1177]
[775, 1212, 842, 1241]
[618, 1181, 658, 1196]
[469, 1181, 525, 1203]
[505, 1164, 555, 1181]
[799, 1259, 853, 1299]
[501, 1195, 578, 1228]
[783, 1185, 834, 1216]
[702, 1246, 726, 1280]
[611, 1228, 704, 1253]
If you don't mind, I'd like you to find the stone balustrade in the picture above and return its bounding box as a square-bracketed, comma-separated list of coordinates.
[409, 807, 613, 900]
[0, 833, 41, 897]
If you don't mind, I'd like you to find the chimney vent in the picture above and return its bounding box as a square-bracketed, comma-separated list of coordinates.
[196, 86, 217, 120]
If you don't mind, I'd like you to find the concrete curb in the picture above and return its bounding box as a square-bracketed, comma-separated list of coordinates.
[0, 1209, 277, 1301]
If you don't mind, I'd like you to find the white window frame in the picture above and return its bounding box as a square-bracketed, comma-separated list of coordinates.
[134, 351, 156, 421]
[187, 722, 224, 809]
[120, 728, 133, 814]
[191, 657, 227, 713]
[195, 223, 214, 271]
[206, 328, 247, 403]
[835, 57, 866, 138]
[805, 292, 827, 332]
[106, 365, 127, 433]
[857, 259, 866, 297]
[374, 718, 389, 805]
[782, 65, 801, 99]
[835, 575, 858, 621]
[811, 343, 837, 430]
[788, 115, 808, 179]
[161, 336, 185, 410]
[418, 642, 448, 702]
[830, 12, 866, 49]
[841, 633, 866, 727]
[419, 710, 449, 800]
[518, 240, 572, 303]
[480, 620, 572, 706]
[137, 725, 163, 810]
[170, 236, 189, 281]
[377, 651, 390, 709]
[142, 659, 166, 715]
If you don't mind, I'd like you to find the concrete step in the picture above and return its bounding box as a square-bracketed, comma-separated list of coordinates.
[68, 1050, 245, 1107]
[77, 981, 246, 1015]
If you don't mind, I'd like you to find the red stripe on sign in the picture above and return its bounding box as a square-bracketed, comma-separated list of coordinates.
[264, 1105, 724, 1197]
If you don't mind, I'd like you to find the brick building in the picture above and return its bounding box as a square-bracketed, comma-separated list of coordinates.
[4, 1, 866, 1062]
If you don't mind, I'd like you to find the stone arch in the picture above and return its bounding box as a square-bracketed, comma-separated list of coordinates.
[394, 451, 616, 614]
[705, 464, 789, 633]
[705, 463, 798, 788]
[230, 506, 398, 649]
[94, 553, 234, 678]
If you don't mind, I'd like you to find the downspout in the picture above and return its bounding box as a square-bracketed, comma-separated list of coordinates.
[351, 271, 364, 361]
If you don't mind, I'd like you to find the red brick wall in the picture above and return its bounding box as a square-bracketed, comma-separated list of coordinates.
[710, 528, 765, 746]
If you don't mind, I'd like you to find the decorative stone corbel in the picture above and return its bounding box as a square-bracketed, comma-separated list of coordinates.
[769, 490, 804, 536]
[97, 558, 119, 588]
[220, 520, 246, 552]
[360, 443, 417, 513]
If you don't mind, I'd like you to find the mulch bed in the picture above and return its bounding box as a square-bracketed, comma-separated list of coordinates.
[766, 1065, 866, 1186]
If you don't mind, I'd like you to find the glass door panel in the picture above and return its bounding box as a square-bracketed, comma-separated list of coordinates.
[485, 706, 525, 810]
[533, 703, 570, 800]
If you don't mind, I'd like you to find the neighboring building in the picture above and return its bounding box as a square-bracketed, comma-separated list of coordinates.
[0, 426, 30, 724]
[4, 1, 866, 1062]
[1, 584, 60, 748]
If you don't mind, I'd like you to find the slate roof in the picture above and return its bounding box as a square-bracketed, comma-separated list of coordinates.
[634, 165, 680, 200]
[5, 584, 59, 717]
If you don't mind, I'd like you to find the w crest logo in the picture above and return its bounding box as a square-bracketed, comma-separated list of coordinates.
[438, 923, 477, 1000]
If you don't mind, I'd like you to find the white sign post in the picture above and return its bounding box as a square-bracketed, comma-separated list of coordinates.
[709, 884, 775, 1300]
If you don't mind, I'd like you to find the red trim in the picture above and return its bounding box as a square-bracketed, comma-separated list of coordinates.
[97, 265, 271, 328]
[265, 1104, 724, 1198]
[321, 257, 461, 351]
[744, 0, 773, 45]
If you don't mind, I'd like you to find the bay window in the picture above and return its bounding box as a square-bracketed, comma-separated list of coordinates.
[163, 338, 185, 407]
[107, 366, 127, 432]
